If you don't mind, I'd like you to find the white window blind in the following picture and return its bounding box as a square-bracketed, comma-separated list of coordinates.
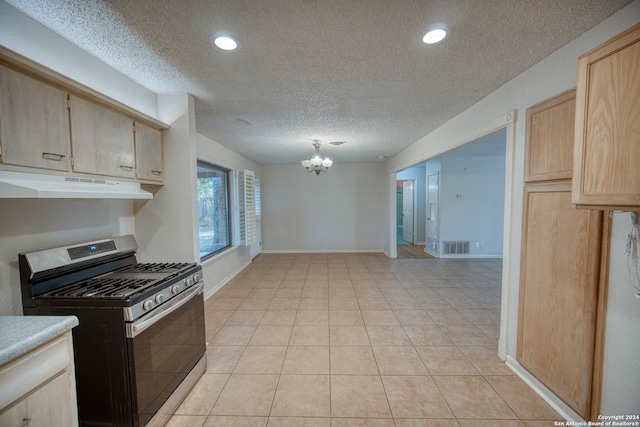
[237, 170, 256, 246]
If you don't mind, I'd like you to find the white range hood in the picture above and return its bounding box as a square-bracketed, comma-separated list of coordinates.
[0, 170, 153, 199]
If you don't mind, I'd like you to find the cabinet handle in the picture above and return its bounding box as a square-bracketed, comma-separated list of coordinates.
[22, 417, 31, 426]
[42, 152, 66, 161]
[120, 165, 134, 171]
[151, 170, 162, 176]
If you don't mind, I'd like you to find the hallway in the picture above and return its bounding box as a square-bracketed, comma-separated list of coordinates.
[168, 254, 560, 426]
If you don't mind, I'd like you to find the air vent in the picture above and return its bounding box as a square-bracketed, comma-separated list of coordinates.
[443, 241, 470, 255]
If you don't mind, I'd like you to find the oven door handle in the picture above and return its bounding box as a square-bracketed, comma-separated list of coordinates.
[127, 283, 204, 338]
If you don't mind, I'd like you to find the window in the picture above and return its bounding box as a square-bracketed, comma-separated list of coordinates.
[197, 159, 231, 259]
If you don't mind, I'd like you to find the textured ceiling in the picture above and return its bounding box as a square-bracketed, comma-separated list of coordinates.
[4, 0, 632, 164]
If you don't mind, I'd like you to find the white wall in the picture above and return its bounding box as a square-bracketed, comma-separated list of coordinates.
[195, 132, 261, 297]
[134, 93, 199, 264]
[261, 163, 386, 252]
[600, 212, 640, 414]
[0, 199, 134, 315]
[387, 0, 640, 417]
[439, 155, 505, 256]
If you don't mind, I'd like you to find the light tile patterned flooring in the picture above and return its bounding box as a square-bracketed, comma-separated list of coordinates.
[167, 253, 561, 427]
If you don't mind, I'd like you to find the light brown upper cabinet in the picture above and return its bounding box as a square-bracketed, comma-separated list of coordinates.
[134, 122, 163, 183]
[0, 64, 71, 171]
[69, 95, 136, 180]
[518, 181, 603, 419]
[524, 89, 576, 182]
[572, 22, 640, 209]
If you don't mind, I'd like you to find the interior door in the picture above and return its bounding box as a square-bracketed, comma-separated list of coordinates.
[402, 180, 414, 244]
[426, 173, 439, 255]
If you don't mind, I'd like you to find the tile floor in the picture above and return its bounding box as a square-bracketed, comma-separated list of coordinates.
[167, 253, 561, 427]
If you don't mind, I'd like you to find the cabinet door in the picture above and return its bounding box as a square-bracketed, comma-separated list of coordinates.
[517, 181, 602, 418]
[134, 122, 163, 182]
[26, 370, 76, 427]
[524, 89, 576, 182]
[0, 370, 76, 427]
[0, 398, 27, 426]
[69, 95, 135, 179]
[572, 22, 640, 208]
[0, 64, 71, 171]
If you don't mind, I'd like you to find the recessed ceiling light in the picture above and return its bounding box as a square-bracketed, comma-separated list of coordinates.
[422, 24, 449, 44]
[211, 34, 240, 51]
[329, 141, 346, 146]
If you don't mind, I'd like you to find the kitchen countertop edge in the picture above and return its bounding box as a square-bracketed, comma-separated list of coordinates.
[0, 315, 79, 365]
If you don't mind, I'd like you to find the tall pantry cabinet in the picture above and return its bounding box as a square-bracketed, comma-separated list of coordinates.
[517, 89, 605, 420]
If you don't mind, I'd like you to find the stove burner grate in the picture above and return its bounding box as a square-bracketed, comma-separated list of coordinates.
[119, 262, 195, 274]
[45, 277, 157, 298]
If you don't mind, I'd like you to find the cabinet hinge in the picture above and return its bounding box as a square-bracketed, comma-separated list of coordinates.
[70, 156, 74, 166]
[0, 143, 3, 156]
[67, 96, 71, 109]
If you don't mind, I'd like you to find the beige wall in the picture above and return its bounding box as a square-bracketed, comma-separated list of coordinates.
[261, 162, 387, 252]
[0, 199, 134, 314]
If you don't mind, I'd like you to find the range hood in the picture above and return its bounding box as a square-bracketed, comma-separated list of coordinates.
[0, 170, 153, 199]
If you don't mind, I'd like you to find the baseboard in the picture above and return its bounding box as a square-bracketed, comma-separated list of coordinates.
[262, 249, 384, 254]
[425, 249, 440, 258]
[203, 259, 251, 301]
[498, 339, 507, 361]
[505, 355, 584, 423]
[439, 254, 503, 259]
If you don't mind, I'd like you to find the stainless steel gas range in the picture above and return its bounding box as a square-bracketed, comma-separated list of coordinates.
[19, 235, 206, 427]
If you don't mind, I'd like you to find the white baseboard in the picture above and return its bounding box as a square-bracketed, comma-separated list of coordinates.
[505, 355, 584, 423]
[439, 254, 503, 259]
[203, 259, 251, 301]
[261, 249, 384, 254]
[498, 339, 507, 361]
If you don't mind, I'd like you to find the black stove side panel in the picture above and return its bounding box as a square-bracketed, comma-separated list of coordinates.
[25, 306, 135, 427]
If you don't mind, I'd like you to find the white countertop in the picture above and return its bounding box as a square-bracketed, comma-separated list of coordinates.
[0, 315, 78, 365]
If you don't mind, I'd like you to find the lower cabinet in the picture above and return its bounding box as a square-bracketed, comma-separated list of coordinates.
[517, 181, 604, 419]
[0, 371, 75, 426]
[0, 332, 78, 427]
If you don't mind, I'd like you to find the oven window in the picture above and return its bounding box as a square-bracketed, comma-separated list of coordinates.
[128, 293, 206, 426]
[197, 159, 232, 259]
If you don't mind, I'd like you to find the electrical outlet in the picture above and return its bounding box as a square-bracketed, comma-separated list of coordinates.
[475, 242, 480, 248]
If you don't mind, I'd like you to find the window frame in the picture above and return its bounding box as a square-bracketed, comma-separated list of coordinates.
[196, 158, 232, 261]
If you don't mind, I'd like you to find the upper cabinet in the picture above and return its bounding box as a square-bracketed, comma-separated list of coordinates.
[69, 95, 136, 180]
[0, 47, 168, 186]
[572, 22, 640, 209]
[0, 64, 71, 171]
[525, 89, 576, 182]
[134, 122, 163, 183]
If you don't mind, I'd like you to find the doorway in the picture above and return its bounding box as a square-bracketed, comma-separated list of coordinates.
[426, 172, 439, 256]
[388, 112, 516, 363]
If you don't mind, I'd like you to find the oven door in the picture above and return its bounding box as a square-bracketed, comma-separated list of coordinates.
[126, 283, 206, 427]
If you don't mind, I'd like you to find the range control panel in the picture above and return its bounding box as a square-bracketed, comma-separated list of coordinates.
[68, 240, 117, 260]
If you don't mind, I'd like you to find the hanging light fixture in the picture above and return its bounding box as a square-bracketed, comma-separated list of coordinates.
[301, 141, 333, 175]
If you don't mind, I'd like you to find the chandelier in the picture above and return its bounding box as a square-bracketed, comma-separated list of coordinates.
[301, 141, 333, 175]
